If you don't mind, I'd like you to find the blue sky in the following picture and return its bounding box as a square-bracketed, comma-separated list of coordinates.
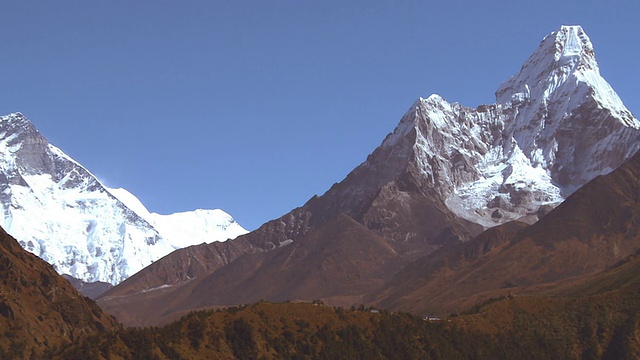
[2, 1, 639, 230]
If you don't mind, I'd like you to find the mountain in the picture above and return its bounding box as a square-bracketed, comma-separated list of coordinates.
[98, 25, 640, 326]
[0, 112, 247, 285]
[435, 25, 638, 226]
[0, 226, 118, 358]
[370, 148, 640, 315]
[98, 215, 404, 326]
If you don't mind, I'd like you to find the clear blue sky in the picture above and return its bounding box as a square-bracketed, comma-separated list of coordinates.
[2, 1, 639, 230]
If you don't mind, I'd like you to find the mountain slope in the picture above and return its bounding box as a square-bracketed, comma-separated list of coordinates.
[0, 226, 118, 358]
[454, 252, 640, 359]
[99, 215, 404, 326]
[371, 149, 640, 315]
[0, 113, 247, 285]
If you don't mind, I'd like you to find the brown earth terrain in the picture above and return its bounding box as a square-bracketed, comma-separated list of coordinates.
[0, 227, 119, 358]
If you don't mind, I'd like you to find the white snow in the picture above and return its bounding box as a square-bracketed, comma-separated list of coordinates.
[106, 187, 151, 219]
[148, 210, 248, 249]
[0, 113, 248, 285]
[107, 187, 248, 249]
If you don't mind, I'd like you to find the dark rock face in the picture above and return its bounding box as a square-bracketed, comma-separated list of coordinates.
[61, 274, 113, 299]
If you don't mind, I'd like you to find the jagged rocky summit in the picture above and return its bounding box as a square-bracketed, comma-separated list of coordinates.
[0, 112, 248, 285]
[388, 25, 640, 227]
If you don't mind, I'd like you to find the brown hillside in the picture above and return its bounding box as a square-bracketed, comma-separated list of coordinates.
[57, 301, 514, 360]
[0, 227, 118, 358]
[456, 252, 640, 359]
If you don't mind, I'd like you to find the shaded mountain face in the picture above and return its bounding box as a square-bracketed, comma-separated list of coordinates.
[0, 113, 247, 285]
[0, 226, 118, 358]
[371, 150, 640, 316]
[100, 25, 640, 325]
[61, 275, 113, 299]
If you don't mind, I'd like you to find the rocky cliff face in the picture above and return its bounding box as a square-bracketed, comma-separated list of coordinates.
[0, 112, 247, 285]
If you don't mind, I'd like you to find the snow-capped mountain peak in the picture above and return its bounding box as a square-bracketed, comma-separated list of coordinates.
[0, 112, 248, 285]
[106, 187, 248, 249]
[376, 26, 640, 227]
[496, 25, 596, 105]
[496, 25, 635, 127]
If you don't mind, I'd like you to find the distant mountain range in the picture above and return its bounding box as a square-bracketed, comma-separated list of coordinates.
[96, 25, 640, 327]
[0, 112, 247, 285]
